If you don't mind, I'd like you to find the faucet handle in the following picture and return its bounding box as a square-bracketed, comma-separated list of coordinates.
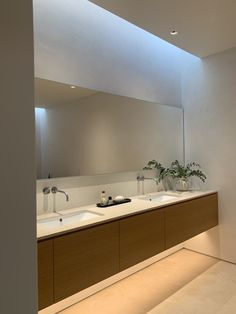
[43, 187, 50, 195]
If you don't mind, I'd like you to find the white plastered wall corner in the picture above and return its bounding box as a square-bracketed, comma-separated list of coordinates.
[0, 0, 37, 313]
[182, 47, 236, 263]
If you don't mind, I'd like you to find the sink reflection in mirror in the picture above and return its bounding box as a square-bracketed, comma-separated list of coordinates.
[37, 210, 103, 228]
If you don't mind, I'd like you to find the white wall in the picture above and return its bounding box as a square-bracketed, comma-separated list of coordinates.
[182, 46, 236, 263]
[36, 92, 183, 179]
[33, 0, 187, 107]
[0, 0, 37, 313]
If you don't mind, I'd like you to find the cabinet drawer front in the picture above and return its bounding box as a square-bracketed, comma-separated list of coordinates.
[54, 221, 119, 302]
[165, 194, 218, 248]
[38, 239, 54, 310]
[120, 209, 165, 270]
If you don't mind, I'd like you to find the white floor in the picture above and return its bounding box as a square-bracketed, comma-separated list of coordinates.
[149, 260, 236, 314]
[58, 249, 234, 314]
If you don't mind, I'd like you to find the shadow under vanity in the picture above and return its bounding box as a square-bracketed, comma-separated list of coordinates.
[38, 191, 218, 310]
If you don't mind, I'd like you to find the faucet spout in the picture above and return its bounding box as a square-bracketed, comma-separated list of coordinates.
[137, 175, 159, 185]
[51, 186, 69, 201]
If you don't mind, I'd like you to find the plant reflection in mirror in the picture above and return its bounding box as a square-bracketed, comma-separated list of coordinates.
[143, 160, 166, 183]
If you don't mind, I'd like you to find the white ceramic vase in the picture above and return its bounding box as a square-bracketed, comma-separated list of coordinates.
[176, 177, 189, 191]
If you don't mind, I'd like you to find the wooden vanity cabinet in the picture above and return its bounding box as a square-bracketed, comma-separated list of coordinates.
[165, 193, 218, 249]
[38, 239, 54, 310]
[53, 221, 119, 302]
[119, 209, 165, 270]
[37, 193, 218, 309]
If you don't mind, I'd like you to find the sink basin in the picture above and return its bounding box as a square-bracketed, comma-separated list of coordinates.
[138, 193, 180, 202]
[37, 210, 103, 228]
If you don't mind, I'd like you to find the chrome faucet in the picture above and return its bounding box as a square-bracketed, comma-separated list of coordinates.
[137, 175, 159, 185]
[51, 186, 69, 201]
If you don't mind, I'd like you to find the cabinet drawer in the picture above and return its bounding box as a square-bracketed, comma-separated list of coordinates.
[165, 193, 218, 248]
[54, 221, 119, 302]
[120, 209, 165, 270]
[38, 239, 54, 310]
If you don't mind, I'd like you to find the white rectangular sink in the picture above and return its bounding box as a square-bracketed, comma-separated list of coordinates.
[138, 193, 181, 202]
[37, 210, 103, 228]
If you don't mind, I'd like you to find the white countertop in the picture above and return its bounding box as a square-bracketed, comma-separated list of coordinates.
[37, 190, 217, 240]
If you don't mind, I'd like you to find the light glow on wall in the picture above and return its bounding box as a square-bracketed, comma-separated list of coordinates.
[34, 0, 200, 107]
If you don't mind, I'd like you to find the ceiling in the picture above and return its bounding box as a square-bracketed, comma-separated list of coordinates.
[90, 0, 236, 57]
[35, 78, 97, 107]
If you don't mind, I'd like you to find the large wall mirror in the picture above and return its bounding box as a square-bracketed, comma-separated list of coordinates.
[35, 78, 183, 179]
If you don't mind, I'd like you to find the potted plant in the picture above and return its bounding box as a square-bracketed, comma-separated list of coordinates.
[143, 159, 206, 191]
[166, 160, 207, 191]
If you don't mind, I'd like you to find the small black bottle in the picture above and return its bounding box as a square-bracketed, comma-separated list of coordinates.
[108, 196, 113, 205]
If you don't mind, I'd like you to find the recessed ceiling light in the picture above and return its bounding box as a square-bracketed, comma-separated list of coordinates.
[170, 30, 178, 36]
[70, 85, 76, 89]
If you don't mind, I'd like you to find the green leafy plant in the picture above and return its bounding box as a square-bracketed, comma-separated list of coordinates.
[143, 159, 207, 183]
[165, 160, 207, 182]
